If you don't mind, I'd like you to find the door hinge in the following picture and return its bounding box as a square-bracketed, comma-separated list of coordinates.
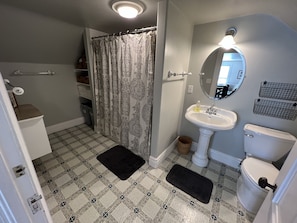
[27, 194, 43, 214]
[13, 165, 25, 178]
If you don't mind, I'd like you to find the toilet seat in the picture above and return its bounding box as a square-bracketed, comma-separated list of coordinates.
[241, 157, 279, 191]
[237, 157, 280, 213]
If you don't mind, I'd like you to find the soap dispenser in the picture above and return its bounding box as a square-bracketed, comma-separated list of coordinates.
[194, 100, 201, 112]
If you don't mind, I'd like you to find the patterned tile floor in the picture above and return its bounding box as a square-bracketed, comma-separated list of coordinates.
[33, 124, 255, 223]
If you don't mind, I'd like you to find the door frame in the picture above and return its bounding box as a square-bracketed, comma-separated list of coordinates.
[0, 74, 52, 222]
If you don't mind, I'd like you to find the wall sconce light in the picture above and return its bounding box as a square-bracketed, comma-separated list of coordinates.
[112, 1, 144, 19]
[219, 27, 237, 49]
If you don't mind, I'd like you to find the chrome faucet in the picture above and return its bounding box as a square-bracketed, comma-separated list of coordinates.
[206, 104, 217, 115]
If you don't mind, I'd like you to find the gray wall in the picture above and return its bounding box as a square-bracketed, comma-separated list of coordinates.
[1, 63, 82, 126]
[151, 0, 193, 158]
[0, 4, 84, 64]
[0, 4, 87, 126]
[180, 14, 297, 159]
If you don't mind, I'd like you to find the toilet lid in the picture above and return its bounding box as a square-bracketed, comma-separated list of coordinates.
[241, 157, 279, 186]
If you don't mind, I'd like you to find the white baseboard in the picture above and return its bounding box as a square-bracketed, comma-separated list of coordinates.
[191, 141, 242, 169]
[149, 137, 179, 168]
[46, 117, 85, 134]
[209, 148, 242, 169]
[149, 138, 242, 169]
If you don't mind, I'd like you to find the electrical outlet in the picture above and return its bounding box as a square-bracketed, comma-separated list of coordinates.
[187, 85, 194, 94]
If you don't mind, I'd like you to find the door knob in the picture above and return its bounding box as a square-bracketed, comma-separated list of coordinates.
[258, 177, 277, 192]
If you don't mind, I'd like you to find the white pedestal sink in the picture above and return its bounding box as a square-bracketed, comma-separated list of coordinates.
[185, 104, 237, 167]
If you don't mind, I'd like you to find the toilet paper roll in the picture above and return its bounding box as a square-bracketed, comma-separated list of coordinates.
[13, 87, 24, 95]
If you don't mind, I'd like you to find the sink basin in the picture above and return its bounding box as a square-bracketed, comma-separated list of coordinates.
[185, 104, 237, 131]
[185, 104, 237, 167]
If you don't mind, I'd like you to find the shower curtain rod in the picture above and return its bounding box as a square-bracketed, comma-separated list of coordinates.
[92, 26, 157, 39]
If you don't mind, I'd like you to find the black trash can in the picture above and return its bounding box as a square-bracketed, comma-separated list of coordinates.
[89, 108, 94, 127]
[81, 103, 93, 127]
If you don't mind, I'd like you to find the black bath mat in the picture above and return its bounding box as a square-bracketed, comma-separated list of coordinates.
[166, 164, 213, 204]
[96, 145, 145, 180]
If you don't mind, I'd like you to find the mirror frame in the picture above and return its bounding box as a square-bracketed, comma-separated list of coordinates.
[200, 46, 246, 100]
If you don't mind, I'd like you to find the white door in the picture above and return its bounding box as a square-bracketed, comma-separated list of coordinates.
[254, 140, 297, 223]
[0, 74, 52, 222]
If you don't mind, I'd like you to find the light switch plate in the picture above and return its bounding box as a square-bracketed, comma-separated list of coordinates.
[188, 85, 194, 94]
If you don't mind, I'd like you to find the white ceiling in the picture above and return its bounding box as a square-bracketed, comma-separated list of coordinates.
[172, 0, 297, 32]
[0, 0, 297, 33]
[0, 0, 158, 33]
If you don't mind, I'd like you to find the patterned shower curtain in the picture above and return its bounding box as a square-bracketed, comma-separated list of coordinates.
[92, 30, 156, 159]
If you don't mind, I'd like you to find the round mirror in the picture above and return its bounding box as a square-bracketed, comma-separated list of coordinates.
[200, 47, 246, 100]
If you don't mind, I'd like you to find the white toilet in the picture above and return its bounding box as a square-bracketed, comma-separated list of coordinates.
[237, 124, 296, 214]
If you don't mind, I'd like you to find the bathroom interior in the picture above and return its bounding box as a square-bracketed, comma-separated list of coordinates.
[1, 0, 297, 222]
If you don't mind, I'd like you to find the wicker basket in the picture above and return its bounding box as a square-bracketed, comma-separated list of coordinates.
[177, 136, 192, 155]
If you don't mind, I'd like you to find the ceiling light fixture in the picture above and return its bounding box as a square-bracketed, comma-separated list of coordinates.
[112, 1, 144, 19]
[219, 27, 237, 49]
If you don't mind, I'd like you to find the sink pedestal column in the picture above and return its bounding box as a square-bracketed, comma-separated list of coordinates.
[192, 128, 214, 167]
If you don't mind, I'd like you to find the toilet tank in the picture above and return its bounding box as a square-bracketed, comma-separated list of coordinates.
[244, 124, 296, 162]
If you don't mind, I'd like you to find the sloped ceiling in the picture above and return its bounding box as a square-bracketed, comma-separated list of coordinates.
[0, 0, 158, 64]
[0, 0, 297, 32]
[0, 0, 158, 33]
[0, 0, 296, 64]
[171, 0, 297, 32]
